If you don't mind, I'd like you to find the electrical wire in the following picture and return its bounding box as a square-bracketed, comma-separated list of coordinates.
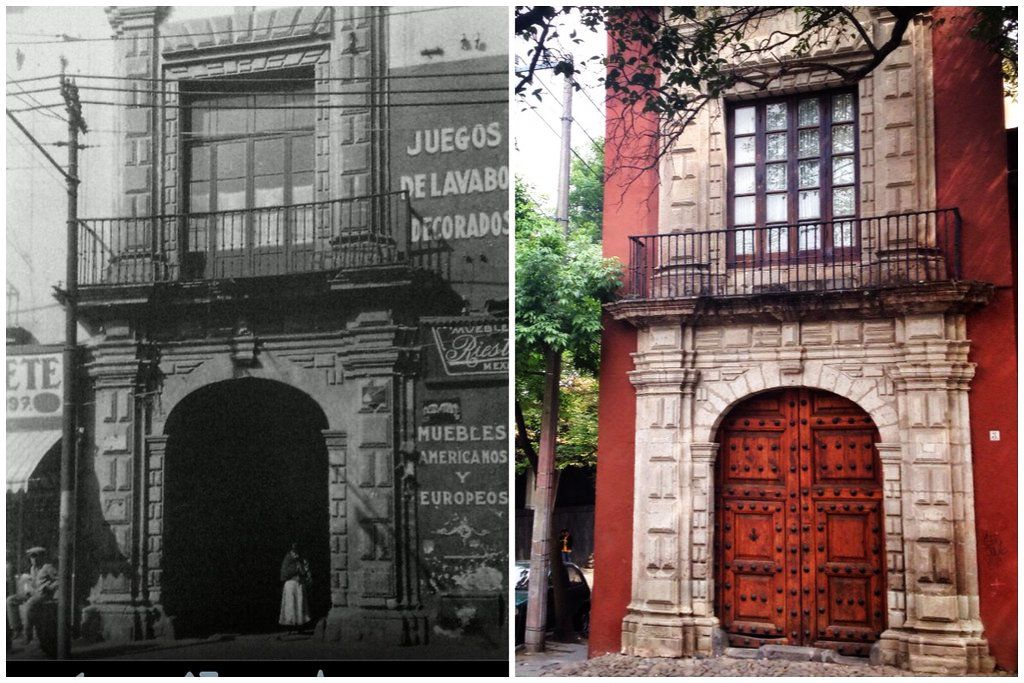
[8, 84, 507, 99]
[6, 6, 474, 45]
[535, 73, 601, 149]
[8, 98, 509, 113]
[8, 70, 507, 86]
[523, 105, 599, 179]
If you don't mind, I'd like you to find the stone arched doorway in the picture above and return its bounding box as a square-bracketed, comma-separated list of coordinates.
[714, 387, 886, 657]
[160, 378, 331, 637]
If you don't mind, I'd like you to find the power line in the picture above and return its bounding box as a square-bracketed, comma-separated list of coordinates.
[9, 98, 509, 114]
[8, 84, 508, 98]
[7, 70, 507, 88]
[6, 79, 69, 123]
[6, 6, 467, 45]
[5, 110, 72, 181]
[535, 74, 600, 149]
[524, 105, 599, 179]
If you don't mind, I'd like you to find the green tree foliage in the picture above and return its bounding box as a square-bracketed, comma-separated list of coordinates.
[514, 177, 619, 473]
[568, 138, 604, 242]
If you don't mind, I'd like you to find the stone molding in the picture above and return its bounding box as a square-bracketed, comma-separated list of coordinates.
[621, 311, 994, 673]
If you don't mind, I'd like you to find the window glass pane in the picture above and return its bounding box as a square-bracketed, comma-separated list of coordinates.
[217, 177, 246, 211]
[216, 142, 246, 179]
[766, 133, 787, 161]
[254, 138, 285, 175]
[292, 135, 315, 172]
[798, 98, 819, 126]
[798, 160, 819, 189]
[833, 186, 855, 216]
[833, 155, 855, 185]
[215, 96, 249, 135]
[834, 220, 855, 247]
[798, 189, 819, 219]
[766, 163, 787, 192]
[832, 93, 855, 122]
[254, 174, 285, 207]
[292, 172, 313, 204]
[832, 124, 854, 153]
[254, 94, 287, 132]
[766, 193, 787, 222]
[734, 166, 755, 194]
[799, 224, 821, 250]
[767, 226, 789, 253]
[189, 105, 211, 136]
[735, 229, 754, 255]
[798, 129, 819, 157]
[189, 146, 210, 181]
[734, 135, 755, 165]
[734, 195, 755, 225]
[291, 92, 315, 129]
[188, 181, 209, 212]
[734, 106, 755, 135]
[766, 103, 787, 131]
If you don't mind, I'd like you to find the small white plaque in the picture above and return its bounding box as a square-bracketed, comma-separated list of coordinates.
[989, 430, 1001, 441]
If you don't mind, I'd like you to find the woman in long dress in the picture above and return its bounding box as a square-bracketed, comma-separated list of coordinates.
[278, 542, 311, 630]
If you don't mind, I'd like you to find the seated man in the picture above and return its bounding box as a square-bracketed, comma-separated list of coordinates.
[6, 547, 57, 644]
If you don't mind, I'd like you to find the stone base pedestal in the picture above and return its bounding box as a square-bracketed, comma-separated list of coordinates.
[875, 628, 994, 674]
[319, 606, 428, 647]
[79, 602, 166, 642]
[621, 610, 719, 658]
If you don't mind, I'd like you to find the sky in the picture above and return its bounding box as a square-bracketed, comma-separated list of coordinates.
[512, 12, 606, 215]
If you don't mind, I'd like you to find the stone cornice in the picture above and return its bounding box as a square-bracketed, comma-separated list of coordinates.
[605, 281, 994, 327]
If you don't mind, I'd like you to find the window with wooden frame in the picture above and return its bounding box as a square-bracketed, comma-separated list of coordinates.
[181, 71, 315, 277]
[727, 90, 858, 262]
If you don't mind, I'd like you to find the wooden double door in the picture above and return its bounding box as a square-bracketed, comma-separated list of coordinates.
[715, 388, 886, 657]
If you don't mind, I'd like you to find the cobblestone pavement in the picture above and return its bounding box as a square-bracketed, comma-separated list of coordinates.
[542, 653, 1011, 677]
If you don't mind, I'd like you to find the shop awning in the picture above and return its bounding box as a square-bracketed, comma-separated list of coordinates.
[6, 430, 61, 493]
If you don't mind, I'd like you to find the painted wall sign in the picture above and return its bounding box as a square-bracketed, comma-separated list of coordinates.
[6, 351, 62, 420]
[422, 398, 462, 424]
[389, 54, 508, 311]
[431, 322, 509, 377]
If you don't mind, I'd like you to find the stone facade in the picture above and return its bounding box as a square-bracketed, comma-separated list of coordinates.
[74, 6, 506, 653]
[608, 8, 996, 674]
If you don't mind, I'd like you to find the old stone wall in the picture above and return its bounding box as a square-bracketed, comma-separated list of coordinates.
[622, 311, 993, 673]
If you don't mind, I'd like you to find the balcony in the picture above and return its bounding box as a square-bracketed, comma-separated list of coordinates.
[77, 191, 449, 287]
[610, 208, 992, 323]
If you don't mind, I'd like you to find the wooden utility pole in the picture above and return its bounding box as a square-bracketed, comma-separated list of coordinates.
[524, 65, 574, 654]
[56, 67, 86, 661]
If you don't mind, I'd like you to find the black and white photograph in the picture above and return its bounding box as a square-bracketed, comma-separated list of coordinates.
[5, 4, 509, 675]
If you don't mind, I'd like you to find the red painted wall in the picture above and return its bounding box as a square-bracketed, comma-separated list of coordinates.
[590, 30, 658, 656]
[932, 7, 1017, 671]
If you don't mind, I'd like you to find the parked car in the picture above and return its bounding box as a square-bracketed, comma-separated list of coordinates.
[514, 560, 591, 645]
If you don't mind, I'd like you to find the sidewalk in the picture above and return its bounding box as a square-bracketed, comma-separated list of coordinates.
[515, 640, 588, 677]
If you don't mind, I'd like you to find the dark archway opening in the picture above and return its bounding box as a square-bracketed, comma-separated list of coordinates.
[162, 378, 330, 638]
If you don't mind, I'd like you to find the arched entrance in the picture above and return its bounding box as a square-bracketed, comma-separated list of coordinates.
[161, 378, 331, 637]
[714, 387, 886, 657]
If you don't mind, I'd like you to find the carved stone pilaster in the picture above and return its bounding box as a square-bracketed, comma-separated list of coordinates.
[877, 316, 993, 673]
[79, 339, 154, 642]
[321, 313, 426, 645]
[623, 325, 717, 657]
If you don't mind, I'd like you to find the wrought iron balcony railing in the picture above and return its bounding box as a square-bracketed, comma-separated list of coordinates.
[77, 191, 450, 286]
[623, 208, 961, 301]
